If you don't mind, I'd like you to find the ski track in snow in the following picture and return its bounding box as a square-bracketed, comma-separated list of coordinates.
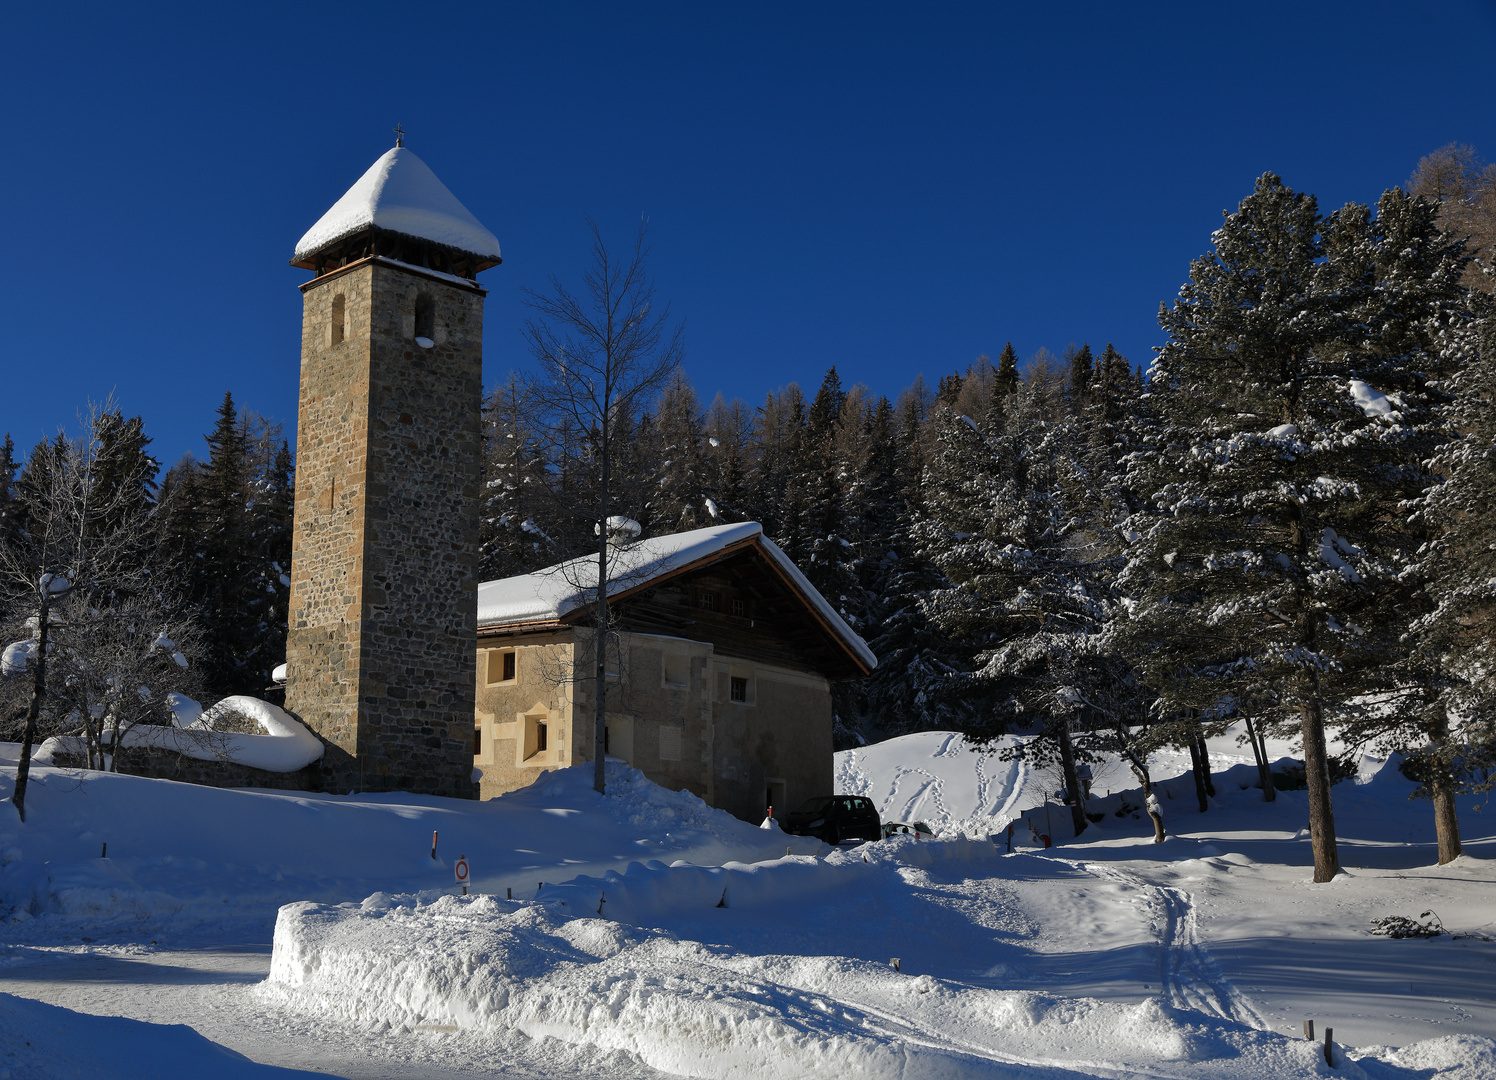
[1079, 861, 1268, 1032]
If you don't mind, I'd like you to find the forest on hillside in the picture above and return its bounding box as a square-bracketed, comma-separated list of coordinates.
[2, 144, 1494, 875]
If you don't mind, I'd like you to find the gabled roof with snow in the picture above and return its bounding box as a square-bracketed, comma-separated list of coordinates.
[293, 147, 502, 264]
[477, 522, 877, 675]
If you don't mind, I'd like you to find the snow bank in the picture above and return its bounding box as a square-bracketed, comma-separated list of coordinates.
[32, 696, 323, 773]
[537, 834, 1002, 926]
[0, 761, 807, 934]
[264, 860, 1483, 1080]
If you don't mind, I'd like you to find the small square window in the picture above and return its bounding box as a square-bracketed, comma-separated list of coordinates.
[487, 649, 516, 684]
[730, 598, 746, 617]
[698, 591, 717, 612]
[730, 676, 748, 702]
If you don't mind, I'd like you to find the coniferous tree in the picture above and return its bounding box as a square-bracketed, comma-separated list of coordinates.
[1398, 284, 1492, 862]
[863, 400, 979, 740]
[195, 393, 255, 691]
[646, 368, 711, 532]
[0, 435, 19, 556]
[1065, 344, 1094, 415]
[90, 411, 159, 536]
[702, 394, 754, 522]
[1120, 175, 1468, 881]
[749, 384, 809, 548]
[480, 377, 554, 580]
[915, 391, 1112, 837]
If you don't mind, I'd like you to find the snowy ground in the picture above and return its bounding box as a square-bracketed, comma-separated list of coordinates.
[2, 730, 1494, 1079]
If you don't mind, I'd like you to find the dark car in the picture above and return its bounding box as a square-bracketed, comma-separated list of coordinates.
[782, 796, 881, 846]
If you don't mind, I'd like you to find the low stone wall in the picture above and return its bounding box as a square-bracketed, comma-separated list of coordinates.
[51, 746, 320, 792]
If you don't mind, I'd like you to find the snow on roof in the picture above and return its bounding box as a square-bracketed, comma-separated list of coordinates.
[293, 147, 502, 264]
[477, 522, 876, 671]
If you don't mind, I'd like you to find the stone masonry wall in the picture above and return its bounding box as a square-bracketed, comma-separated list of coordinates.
[286, 259, 482, 797]
[285, 264, 372, 774]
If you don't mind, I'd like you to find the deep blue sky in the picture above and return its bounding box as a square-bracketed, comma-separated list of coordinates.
[4, 2, 1495, 469]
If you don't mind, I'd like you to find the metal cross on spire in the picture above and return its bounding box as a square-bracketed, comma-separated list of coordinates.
[394, 123, 405, 148]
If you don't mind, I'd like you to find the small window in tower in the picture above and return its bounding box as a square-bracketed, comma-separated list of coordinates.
[535, 721, 548, 753]
[331, 293, 347, 345]
[414, 294, 436, 348]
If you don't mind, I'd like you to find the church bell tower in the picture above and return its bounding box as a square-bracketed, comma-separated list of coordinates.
[285, 138, 500, 797]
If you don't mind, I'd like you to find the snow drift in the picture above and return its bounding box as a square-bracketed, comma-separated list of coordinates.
[33, 696, 323, 773]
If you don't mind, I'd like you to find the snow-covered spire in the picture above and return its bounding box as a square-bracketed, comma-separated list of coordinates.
[292, 146, 501, 269]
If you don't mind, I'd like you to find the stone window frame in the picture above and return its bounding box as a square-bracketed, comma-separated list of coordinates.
[330, 292, 347, 346]
[413, 291, 437, 346]
[485, 648, 517, 686]
[518, 705, 558, 764]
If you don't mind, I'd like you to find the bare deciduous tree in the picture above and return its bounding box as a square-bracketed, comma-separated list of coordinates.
[1, 404, 202, 821]
[1408, 143, 1496, 292]
[522, 219, 684, 794]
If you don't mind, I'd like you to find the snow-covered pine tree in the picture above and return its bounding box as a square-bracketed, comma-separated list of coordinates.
[244, 435, 294, 690]
[479, 378, 553, 579]
[644, 368, 712, 533]
[702, 393, 754, 523]
[747, 383, 809, 550]
[862, 395, 985, 741]
[1120, 175, 1467, 882]
[193, 392, 255, 692]
[0, 435, 19, 557]
[1064, 344, 1094, 416]
[915, 389, 1111, 836]
[1406, 272, 1492, 861]
[90, 411, 159, 536]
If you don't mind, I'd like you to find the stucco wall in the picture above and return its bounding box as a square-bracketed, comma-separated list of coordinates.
[474, 635, 574, 800]
[709, 659, 832, 823]
[473, 628, 833, 822]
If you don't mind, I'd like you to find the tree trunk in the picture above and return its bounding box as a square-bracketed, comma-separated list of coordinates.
[1056, 721, 1087, 837]
[1115, 727, 1165, 842]
[593, 429, 610, 797]
[1300, 695, 1341, 882]
[1242, 711, 1276, 803]
[1428, 709, 1462, 865]
[1187, 733, 1210, 813]
[11, 591, 51, 823]
[1196, 732, 1216, 797]
[107, 711, 122, 773]
[1432, 783, 1462, 865]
